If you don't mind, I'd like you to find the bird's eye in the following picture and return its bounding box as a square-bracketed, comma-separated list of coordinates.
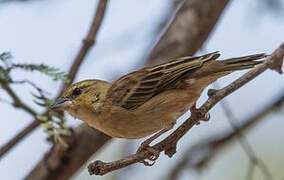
[73, 88, 81, 96]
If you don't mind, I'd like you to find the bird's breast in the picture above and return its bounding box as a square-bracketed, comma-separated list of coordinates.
[95, 89, 201, 139]
[69, 88, 203, 139]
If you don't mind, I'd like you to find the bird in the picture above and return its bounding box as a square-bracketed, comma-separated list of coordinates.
[50, 51, 265, 164]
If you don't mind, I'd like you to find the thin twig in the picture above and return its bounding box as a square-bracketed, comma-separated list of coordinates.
[0, 0, 108, 160]
[87, 42, 284, 176]
[60, 0, 108, 93]
[0, 83, 37, 116]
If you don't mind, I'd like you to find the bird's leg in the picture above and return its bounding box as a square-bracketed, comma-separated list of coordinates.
[190, 103, 210, 125]
[137, 128, 170, 166]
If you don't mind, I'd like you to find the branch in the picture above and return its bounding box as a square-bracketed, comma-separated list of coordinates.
[87, 42, 284, 176]
[0, 82, 38, 158]
[60, 0, 108, 93]
[25, 124, 111, 180]
[167, 92, 284, 180]
[0, 0, 108, 160]
[145, 0, 229, 66]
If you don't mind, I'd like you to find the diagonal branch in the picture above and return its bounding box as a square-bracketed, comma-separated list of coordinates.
[0, 0, 108, 160]
[60, 0, 108, 93]
[167, 91, 284, 180]
[25, 124, 112, 180]
[87, 42, 284, 176]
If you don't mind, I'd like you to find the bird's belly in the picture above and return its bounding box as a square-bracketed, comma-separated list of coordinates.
[96, 89, 199, 139]
[98, 111, 164, 139]
[68, 106, 157, 139]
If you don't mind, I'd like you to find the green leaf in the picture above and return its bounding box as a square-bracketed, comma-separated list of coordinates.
[0, 68, 11, 82]
[34, 100, 48, 107]
[31, 92, 46, 100]
[36, 115, 49, 122]
[40, 123, 54, 129]
[44, 129, 56, 135]
[12, 63, 69, 82]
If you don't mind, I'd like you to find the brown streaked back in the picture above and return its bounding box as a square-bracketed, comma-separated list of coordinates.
[106, 52, 220, 110]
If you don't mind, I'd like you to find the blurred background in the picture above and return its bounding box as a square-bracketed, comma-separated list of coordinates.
[0, 0, 284, 179]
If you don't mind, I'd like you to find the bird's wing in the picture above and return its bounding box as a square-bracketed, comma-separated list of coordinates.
[106, 52, 220, 110]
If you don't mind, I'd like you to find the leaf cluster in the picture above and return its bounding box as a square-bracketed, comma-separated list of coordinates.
[0, 52, 69, 83]
[0, 52, 71, 143]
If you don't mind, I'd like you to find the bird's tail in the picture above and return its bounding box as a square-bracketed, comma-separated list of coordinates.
[188, 53, 266, 79]
[212, 53, 266, 73]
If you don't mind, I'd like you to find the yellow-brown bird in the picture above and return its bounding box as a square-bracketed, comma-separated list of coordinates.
[50, 52, 265, 162]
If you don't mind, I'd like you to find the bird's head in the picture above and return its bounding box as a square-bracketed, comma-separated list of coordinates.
[50, 80, 110, 115]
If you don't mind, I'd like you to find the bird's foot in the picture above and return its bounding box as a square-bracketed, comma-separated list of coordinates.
[136, 141, 160, 166]
[190, 104, 210, 125]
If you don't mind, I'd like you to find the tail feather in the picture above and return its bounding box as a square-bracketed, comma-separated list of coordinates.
[217, 53, 266, 72]
[224, 53, 266, 64]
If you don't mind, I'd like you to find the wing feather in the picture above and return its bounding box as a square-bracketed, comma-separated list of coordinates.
[106, 52, 220, 110]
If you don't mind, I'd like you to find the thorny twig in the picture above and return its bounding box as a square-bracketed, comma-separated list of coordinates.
[0, 0, 108, 159]
[88, 42, 284, 176]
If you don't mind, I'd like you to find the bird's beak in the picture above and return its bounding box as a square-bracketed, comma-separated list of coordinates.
[50, 97, 72, 110]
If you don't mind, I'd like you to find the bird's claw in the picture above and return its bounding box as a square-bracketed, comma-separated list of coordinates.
[136, 142, 160, 166]
[190, 104, 210, 125]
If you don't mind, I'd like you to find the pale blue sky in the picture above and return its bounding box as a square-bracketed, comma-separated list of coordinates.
[0, 1, 284, 179]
